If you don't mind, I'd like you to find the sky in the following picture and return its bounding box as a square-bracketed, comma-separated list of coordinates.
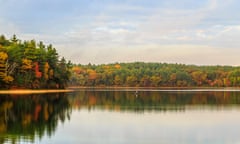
[0, 0, 240, 65]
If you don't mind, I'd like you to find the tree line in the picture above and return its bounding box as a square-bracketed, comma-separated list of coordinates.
[69, 62, 240, 87]
[0, 35, 71, 89]
[1, 34, 240, 89]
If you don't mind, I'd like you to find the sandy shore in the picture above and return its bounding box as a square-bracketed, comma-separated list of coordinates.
[0, 89, 73, 94]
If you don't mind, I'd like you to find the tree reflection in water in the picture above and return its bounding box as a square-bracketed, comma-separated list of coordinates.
[68, 90, 240, 112]
[1, 90, 240, 143]
[0, 93, 71, 144]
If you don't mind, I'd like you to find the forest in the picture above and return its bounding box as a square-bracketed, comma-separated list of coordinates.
[0, 35, 71, 89]
[69, 62, 240, 87]
[1, 34, 240, 89]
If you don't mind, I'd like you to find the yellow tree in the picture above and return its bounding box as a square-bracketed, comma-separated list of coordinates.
[44, 62, 50, 80]
[114, 64, 121, 69]
[21, 58, 33, 70]
[0, 51, 8, 78]
[114, 75, 122, 85]
[150, 75, 162, 87]
[19, 58, 34, 87]
[0, 51, 14, 84]
[191, 71, 207, 86]
[87, 69, 97, 85]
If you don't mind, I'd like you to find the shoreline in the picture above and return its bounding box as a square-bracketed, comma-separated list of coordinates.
[1, 86, 240, 94]
[0, 89, 73, 94]
[68, 86, 240, 89]
[67, 86, 240, 92]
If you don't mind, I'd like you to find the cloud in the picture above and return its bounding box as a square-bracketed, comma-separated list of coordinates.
[1, 0, 240, 65]
[56, 40, 240, 65]
[51, 0, 240, 65]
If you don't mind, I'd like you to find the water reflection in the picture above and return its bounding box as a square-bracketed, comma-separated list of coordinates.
[0, 93, 71, 144]
[1, 90, 240, 143]
[68, 90, 240, 112]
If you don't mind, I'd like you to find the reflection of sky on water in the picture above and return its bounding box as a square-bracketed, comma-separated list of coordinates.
[41, 109, 240, 144]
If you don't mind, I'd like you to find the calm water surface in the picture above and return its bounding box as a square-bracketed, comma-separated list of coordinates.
[1, 89, 240, 144]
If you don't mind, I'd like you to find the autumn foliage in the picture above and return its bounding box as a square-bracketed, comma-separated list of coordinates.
[69, 62, 240, 87]
[0, 34, 71, 89]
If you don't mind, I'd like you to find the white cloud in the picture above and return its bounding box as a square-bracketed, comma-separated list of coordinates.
[53, 0, 240, 65]
[55, 41, 240, 65]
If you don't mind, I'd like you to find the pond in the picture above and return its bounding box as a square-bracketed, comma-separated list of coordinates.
[1, 89, 240, 144]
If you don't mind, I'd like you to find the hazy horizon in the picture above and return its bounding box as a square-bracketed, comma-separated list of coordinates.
[1, 0, 240, 65]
